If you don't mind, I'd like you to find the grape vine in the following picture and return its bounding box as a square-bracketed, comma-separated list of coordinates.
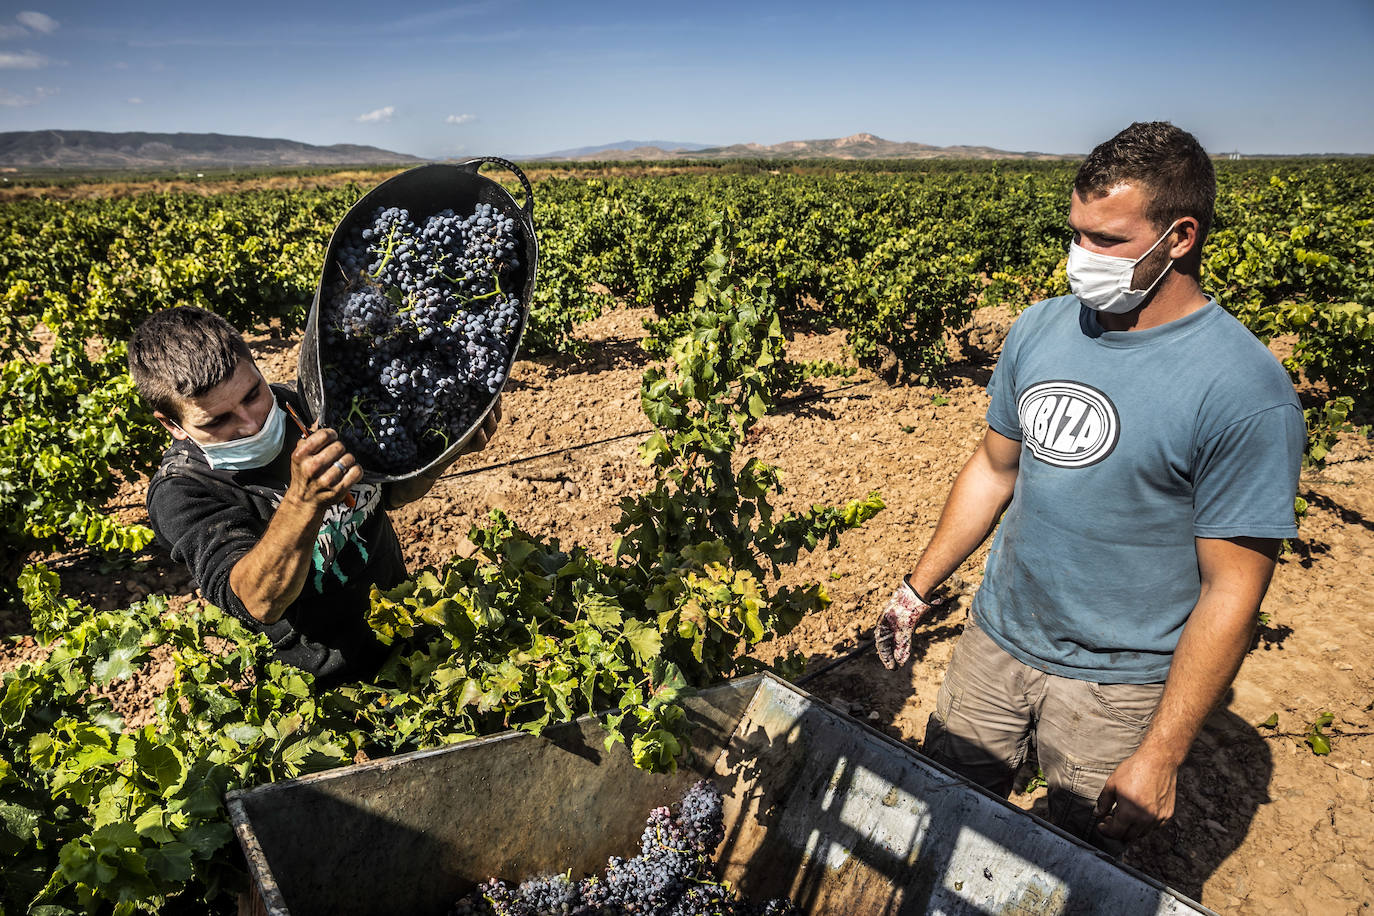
[0, 243, 880, 913]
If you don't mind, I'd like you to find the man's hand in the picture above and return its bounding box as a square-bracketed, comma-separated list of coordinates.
[1092, 536, 1278, 845]
[875, 577, 940, 669]
[875, 429, 1017, 669]
[1094, 749, 1178, 842]
[460, 396, 501, 457]
[287, 426, 362, 510]
[230, 426, 358, 624]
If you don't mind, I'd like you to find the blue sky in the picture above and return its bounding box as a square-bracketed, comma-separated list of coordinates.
[1, 0, 1372, 158]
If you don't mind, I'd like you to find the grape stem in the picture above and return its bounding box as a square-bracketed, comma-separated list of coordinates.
[422, 426, 452, 450]
[340, 394, 377, 438]
[368, 225, 400, 280]
[442, 274, 505, 303]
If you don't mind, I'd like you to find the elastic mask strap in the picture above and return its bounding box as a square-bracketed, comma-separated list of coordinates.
[1131, 220, 1181, 292]
[168, 419, 200, 445]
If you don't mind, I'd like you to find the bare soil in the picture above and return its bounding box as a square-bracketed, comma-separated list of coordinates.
[6, 305, 1371, 914]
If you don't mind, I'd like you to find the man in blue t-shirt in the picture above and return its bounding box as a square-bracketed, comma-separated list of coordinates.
[874, 122, 1303, 850]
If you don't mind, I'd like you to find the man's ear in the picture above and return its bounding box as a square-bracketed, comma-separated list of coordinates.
[154, 411, 189, 441]
[1168, 216, 1202, 260]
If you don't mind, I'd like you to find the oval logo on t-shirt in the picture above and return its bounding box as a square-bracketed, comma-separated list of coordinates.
[1016, 380, 1120, 468]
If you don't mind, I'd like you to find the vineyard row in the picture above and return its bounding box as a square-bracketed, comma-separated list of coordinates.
[0, 160, 1371, 913]
[0, 162, 1370, 588]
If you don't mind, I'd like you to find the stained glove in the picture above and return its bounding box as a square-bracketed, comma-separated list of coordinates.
[874, 576, 939, 669]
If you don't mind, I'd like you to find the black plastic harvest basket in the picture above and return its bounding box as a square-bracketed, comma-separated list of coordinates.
[297, 158, 538, 483]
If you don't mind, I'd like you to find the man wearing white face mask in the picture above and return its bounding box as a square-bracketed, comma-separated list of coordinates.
[874, 122, 1303, 851]
[129, 306, 498, 689]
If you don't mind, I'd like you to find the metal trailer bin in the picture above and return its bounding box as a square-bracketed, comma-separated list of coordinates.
[227, 673, 1213, 915]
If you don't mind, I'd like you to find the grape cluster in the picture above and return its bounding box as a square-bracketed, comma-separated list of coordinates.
[448, 780, 799, 916]
[319, 202, 525, 474]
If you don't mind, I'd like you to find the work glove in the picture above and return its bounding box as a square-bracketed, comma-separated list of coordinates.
[874, 576, 940, 669]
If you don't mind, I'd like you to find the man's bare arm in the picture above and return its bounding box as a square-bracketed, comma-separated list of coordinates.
[906, 428, 1021, 598]
[229, 428, 362, 624]
[1095, 535, 1280, 841]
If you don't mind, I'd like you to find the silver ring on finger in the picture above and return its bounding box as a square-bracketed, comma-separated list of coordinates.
[333, 460, 348, 474]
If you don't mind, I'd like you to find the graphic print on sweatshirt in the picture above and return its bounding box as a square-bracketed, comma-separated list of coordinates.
[267, 482, 382, 588]
[1016, 380, 1120, 468]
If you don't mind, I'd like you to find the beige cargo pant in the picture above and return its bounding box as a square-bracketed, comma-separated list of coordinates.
[922, 617, 1165, 854]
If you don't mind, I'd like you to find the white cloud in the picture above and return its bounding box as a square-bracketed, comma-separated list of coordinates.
[0, 49, 49, 68]
[112, 60, 128, 69]
[0, 24, 28, 39]
[127, 97, 142, 104]
[377, 4, 502, 33]
[446, 113, 476, 125]
[16, 12, 59, 34]
[356, 105, 395, 123]
[0, 85, 56, 106]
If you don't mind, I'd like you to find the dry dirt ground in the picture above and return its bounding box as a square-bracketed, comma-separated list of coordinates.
[5, 305, 1372, 915]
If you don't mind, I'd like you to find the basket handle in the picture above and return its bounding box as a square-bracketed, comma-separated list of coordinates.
[462, 156, 534, 221]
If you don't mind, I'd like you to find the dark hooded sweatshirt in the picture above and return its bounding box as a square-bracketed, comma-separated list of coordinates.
[145, 384, 406, 688]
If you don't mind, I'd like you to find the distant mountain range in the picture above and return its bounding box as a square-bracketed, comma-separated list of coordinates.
[0, 130, 1078, 172]
[527, 140, 716, 159]
[0, 130, 425, 170]
[0, 130, 1358, 173]
[529, 133, 1075, 161]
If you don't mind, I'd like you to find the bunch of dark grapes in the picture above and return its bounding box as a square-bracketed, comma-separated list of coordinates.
[447, 780, 799, 916]
[675, 781, 726, 854]
[319, 201, 526, 474]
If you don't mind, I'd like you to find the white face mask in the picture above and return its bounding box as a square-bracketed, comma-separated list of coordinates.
[175, 398, 287, 471]
[1066, 220, 1179, 314]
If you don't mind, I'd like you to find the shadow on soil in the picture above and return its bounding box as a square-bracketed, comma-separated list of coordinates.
[1303, 490, 1374, 533]
[802, 626, 1271, 909]
[1287, 488, 1373, 569]
[1251, 617, 1295, 651]
[776, 382, 878, 422]
[941, 356, 996, 390]
[531, 335, 653, 380]
[797, 599, 967, 689]
[1122, 696, 1272, 902]
[2, 543, 195, 637]
[249, 332, 297, 357]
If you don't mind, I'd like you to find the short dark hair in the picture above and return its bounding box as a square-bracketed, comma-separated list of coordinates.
[1075, 122, 1216, 253]
[128, 307, 253, 422]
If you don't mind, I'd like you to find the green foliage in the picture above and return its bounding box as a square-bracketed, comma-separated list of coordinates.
[3, 567, 286, 912]
[358, 243, 881, 761]
[0, 341, 164, 598]
[520, 179, 616, 355]
[1018, 766, 1048, 795]
[1208, 165, 1374, 465]
[0, 247, 880, 913]
[3, 157, 1371, 913]
[829, 226, 979, 373]
[0, 188, 356, 600]
[514, 163, 1372, 448]
[5, 162, 1370, 601]
[1304, 711, 1335, 756]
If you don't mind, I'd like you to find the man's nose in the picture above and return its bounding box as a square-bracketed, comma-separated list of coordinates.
[231, 407, 263, 439]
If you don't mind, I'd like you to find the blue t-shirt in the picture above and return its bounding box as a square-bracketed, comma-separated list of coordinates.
[974, 295, 1303, 683]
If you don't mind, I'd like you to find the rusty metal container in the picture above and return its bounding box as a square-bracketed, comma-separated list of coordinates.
[227, 674, 1213, 915]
